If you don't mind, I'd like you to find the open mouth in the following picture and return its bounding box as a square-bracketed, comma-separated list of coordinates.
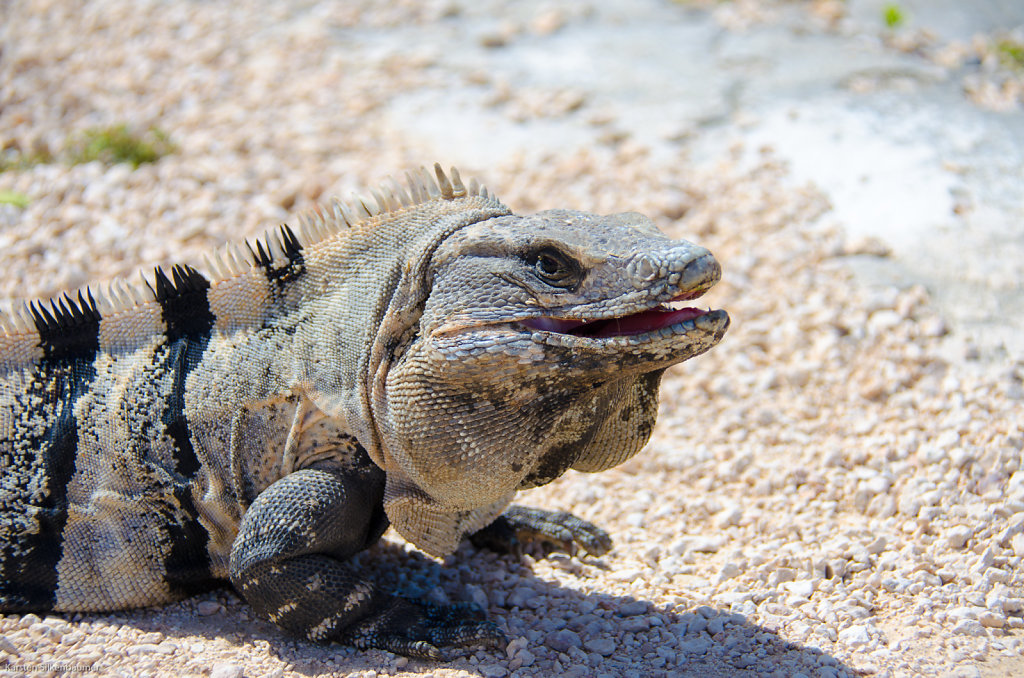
[520, 291, 715, 339]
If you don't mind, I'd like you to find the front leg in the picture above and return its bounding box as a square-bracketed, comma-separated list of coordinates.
[229, 467, 505, 660]
[470, 505, 612, 557]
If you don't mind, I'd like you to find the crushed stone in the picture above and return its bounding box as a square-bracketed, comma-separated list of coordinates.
[0, 1, 1021, 677]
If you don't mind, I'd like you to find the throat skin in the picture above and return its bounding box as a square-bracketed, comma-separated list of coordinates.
[375, 335, 671, 555]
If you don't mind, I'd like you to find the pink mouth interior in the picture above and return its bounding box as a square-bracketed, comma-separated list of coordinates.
[522, 306, 708, 338]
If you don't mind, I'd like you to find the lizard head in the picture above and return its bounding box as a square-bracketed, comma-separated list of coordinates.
[374, 207, 728, 553]
[422, 208, 728, 372]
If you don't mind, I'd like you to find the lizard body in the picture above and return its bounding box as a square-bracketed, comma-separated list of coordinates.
[0, 165, 728, 658]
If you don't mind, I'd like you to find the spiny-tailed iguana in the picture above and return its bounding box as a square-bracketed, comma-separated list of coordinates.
[0, 165, 728, 659]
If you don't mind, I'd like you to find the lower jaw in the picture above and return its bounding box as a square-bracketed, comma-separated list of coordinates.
[430, 309, 728, 368]
[528, 309, 730, 355]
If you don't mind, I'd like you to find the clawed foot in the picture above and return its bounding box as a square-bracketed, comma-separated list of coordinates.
[470, 505, 612, 557]
[342, 506, 609, 659]
[341, 597, 507, 661]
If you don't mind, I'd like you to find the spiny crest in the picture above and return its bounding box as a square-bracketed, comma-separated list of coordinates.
[28, 291, 101, 337]
[289, 163, 493, 247]
[246, 225, 303, 272]
[0, 289, 97, 340]
[0, 164, 495, 337]
[145, 265, 210, 302]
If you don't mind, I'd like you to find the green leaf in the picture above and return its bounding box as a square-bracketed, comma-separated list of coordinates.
[0, 190, 30, 208]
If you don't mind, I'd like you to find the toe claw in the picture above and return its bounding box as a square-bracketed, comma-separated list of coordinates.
[342, 595, 505, 660]
[474, 505, 613, 558]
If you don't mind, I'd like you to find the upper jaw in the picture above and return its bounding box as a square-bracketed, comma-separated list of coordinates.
[518, 251, 725, 343]
[519, 291, 719, 339]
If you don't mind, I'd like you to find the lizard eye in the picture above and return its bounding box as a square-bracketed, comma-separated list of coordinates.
[526, 247, 582, 289]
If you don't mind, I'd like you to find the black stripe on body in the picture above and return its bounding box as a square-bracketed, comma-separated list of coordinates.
[155, 266, 214, 479]
[0, 293, 101, 610]
[151, 265, 217, 595]
[162, 485, 222, 596]
[250, 225, 305, 293]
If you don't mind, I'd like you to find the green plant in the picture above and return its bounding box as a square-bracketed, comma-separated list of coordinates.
[65, 125, 175, 168]
[883, 3, 904, 29]
[0, 148, 53, 173]
[0, 190, 30, 208]
[996, 38, 1024, 71]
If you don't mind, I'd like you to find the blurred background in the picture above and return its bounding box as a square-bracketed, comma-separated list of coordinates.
[1, 2, 1023, 677]
[2, 0, 1022, 367]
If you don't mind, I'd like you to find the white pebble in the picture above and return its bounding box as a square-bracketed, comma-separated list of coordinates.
[997, 513, 1024, 545]
[677, 636, 711, 656]
[621, 617, 649, 632]
[782, 580, 816, 599]
[978, 611, 1005, 628]
[625, 511, 645, 527]
[507, 586, 536, 608]
[715, 506, 743, 527]
[197, 600, 222, 616]
[617, 600, 648, 616]
[505, 636, 529, 658]
[210, 663, 244, 678]
[974, 546, 995, 572]
[608, 568, 644, 582]
[717, 561, 742, 581]
[668, 539, 690, 556]
[952, 619, 987, 637]
[516, 648, 536, 666]
[0, 635, 19, 656]
[583, 637, 616, 656]
[545, 629, 581, 652]
[838, 625, 871, 647]
[789, 621, 812, 642]
[466, 584, 489, 610]
[946, 525, 973, 549]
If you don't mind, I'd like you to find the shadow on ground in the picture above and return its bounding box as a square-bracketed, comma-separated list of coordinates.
[89, 540, 859, 678]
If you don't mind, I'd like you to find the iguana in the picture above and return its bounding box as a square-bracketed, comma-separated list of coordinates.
[0, 165, 728, 659]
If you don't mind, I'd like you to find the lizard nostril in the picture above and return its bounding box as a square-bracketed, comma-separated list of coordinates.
[678, 252, 721, 289]
[667, 245, 711, 274]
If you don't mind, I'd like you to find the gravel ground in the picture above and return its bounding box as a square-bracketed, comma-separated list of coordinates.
[1, 1, 1022, 677]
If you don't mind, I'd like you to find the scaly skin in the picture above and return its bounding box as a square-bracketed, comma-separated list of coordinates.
[0, 166, 727, 658]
